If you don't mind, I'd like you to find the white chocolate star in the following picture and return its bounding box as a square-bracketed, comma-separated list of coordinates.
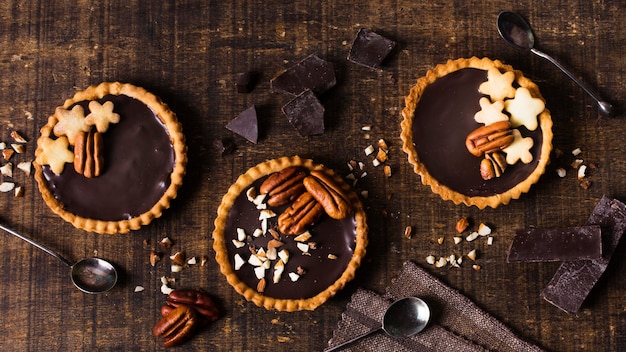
[474, 97, 509, 125]
[36, 136, 74, 175]
[504, 87, 544, 131]
[53, 105, 90, 145]
[478, 68, 517, 102]
[503, 129, 534, 165]
[85, 101, 120, 133]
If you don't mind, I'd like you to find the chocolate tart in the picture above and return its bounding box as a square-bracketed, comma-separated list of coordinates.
[212, 156, 368, 311]
[34, 82, 187, 234]
[401, 57, 553, 208]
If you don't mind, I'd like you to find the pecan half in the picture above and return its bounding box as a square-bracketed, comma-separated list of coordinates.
[153, 305, 198, 348]
[480, 152, 507, 180]
[278, 191, 324, 235]
[74, 129, 104, 178]
[166, 289, 220, 322]
[303, 170, 352, 219]
[259, 166, 307, 207]
[465, 121, 514, 157]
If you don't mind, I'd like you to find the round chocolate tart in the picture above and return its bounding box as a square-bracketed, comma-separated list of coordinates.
[212, 156, 368, 311]
[34, 82, 187, 234]
[401, 57, 553, 208]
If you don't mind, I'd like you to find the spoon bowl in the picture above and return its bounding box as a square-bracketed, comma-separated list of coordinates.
[325, 297, 430, 351]
[0, 223, 118, 294]
[497, 11, 614, 116]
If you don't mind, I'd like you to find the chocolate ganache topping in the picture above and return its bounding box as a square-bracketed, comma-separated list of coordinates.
[41, 94, 175, 221]
[411, 68, 543, 197]
[225, 177, 357, 300]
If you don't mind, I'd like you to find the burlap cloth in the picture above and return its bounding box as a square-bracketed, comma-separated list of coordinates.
[327, 261, 543, 351]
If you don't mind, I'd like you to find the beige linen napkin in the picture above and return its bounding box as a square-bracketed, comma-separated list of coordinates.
[327, 261, 543, 352]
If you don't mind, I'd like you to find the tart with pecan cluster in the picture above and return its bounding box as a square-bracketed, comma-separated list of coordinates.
[401, 57, 553, 208]
[212, 156, 368, 311]
[34, 82, 187, 234]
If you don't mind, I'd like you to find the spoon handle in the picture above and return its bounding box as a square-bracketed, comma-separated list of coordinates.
[530, 48, 614, 116]
[0, 223, 73, 267]
[324, 327, 382, 352]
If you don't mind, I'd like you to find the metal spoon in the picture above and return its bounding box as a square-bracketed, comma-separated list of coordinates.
[497, 11, 614, 116]
[0, 223, 117, 294]
[325, 297, 431, 351]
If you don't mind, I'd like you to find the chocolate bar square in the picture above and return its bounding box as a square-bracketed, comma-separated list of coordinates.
[507, 225, 602, 262]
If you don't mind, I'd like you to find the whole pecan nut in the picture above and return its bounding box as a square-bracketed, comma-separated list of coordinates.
[465, 121, 514, 157]
[303, 170, 352, 219]
[259, 166, 307, 207]
[74, 129, 104, 178]
[166, 289, 220, 322]
[278, 191, 324, 235]
[153, 305, 198, 348]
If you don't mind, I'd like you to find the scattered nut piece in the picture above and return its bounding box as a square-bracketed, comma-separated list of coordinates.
[232, 239, 245, 248]
[364, 145, 375, 156]
[0, 163, 12, 177]
[170, 252, 186, 265]
[200, 255, 208, 267]
[288, 272, 300, 282]
[150, 251, 162, 266]
[278, 249, 289, 264]
[296, 242, 309, 253]
[134, 285, 145, 293]
[327, 254, 337, 260]
[478, 223, 492, 236]
[10, 131, 27, 143]
[571, 159, 583, 168]
[0, 182, 15, 193]
[362, 125, 372, 131]
[234, 254, 245, 270]
[383, 165, 391, 178]
[376, 148, 388, 162]
[257, 278, 266, 293]
[187, 257, 197, 265]
[404, 226, 412, 239]
[11, 144, 24, 154]
[246, 187, 257, 202]
[467, 249, 477, 261]
[577, 165, 587, 180]
[455, 217, 470, 233]
[294, 231, 312, 242]
[0, 142, 4, 149]
[466, 232, 479, 242]
[2, 149, 14, 160]
[556, 167, 566, 178]
[248, 254, 264, 267]
[159, 237, 173, 248]
[571, 147, 582, 156]
[254, 266, 266, 280]
[435, 257, 447, 268]
[14, 186, 24, 197]
[437, 237, 444, 245]
[378, 139, 389, 152]
[426, 255, 436, 265]
[160, 276, 174, 295]
[17, 161, 32, 176]
[360, 190, 369, 199]
[487, 237, 494, 245]
[372, 159, 381, 167]
[472, 264, 481, 271]
[580, 179, 592, 189]
[453, 236, 462, 244]
[171, 264, 183, 273]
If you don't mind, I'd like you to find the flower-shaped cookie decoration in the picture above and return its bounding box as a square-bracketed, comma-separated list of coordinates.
[478, 68, 517, 102]
[474, 97, 509, 125]
[36, 136, 75, 175]
[504, 87, 544, 131]
[53, 105, 90, 145]
[85, 101, 120, 133]
[503, 129, 534, 165]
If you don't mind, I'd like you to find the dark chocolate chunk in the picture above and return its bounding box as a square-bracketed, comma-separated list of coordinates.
[541, 196, 626, 314]
[236, 71, 256, 93]
[347, 28, 397, 69]
[507, 225, 602, 262]
[214, 138, 236, 156]
[270, 54, 336, 96]
[281, 89, 324, 137]
[226, 105, 258, 144]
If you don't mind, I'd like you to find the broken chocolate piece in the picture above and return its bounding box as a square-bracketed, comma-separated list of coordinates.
[507, 225, 602, 262]
[236, 71, 256, 93]
[541, 196, 626, 314]
[281, 89, 324, 137]
[214, 138, 236, 156]
[347, 28, 397, 69]
[226, 105, 258, 144]
[270, 54, 336, 96]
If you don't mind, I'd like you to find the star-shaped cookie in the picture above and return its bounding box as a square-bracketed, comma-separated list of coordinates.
[474, 97, 509, 125]
[85, 101, 120, 133]
[503, 129, 534, 165]
[53, 105, 90, 145]
[478, 67, 517, 102]
[36, 136, 74, 175]
[504, 87, 544, 131]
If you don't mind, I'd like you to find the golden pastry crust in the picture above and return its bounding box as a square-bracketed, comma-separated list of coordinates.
[400, 57, 553, 209]
[212, 156, 368, 311]
[34, 82, 187, 234]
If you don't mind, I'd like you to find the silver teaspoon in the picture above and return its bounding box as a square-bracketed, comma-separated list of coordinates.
[497, 11, 614, 116]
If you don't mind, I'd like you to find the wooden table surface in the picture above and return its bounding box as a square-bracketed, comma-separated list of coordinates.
[1, 1, 625, 351]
